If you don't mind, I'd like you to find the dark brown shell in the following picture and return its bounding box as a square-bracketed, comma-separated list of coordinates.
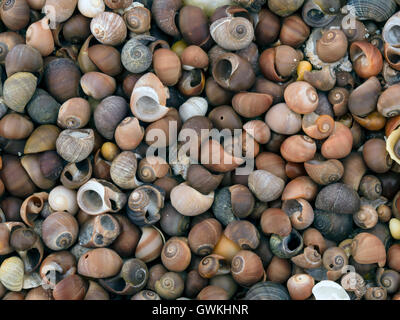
[315, 183, 361, 214]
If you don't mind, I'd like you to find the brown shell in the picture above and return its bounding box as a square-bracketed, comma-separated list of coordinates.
[351, 233, 386, 267]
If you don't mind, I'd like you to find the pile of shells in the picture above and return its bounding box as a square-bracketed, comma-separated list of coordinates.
[0, 0, 399, 301]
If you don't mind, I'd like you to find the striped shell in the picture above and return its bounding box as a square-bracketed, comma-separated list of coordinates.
[90, 12, 127, 46]
[0, 256, 24, 292]
[245, 281, 290, 300]
[347, 0, 397, 23]
[179, 97, 208, 122]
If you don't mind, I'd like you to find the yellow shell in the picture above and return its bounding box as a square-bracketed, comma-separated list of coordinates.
[387, 126, 400, 165]
[0, 256, 24, 292]
[171, 40, 188, 57]
[389, 218, 400, 240]
[297, 61, 312, 81]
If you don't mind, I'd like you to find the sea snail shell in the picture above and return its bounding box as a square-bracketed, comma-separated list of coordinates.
[210, 16, 254, 51]
[170, 183, 214, 216]
[77, 179, 128, 215]
[130, 73, 170, 123]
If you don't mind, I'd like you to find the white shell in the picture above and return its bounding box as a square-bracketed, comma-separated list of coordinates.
[77, 179, 130, 215]
[78, 0, 105, 18]
[387, 126, 400, 165]
[312, 280, 350, 300]
[131, 86, 169, 122]
[179, 97, 208, 122]
[170, 183, 215, 216]
[0, 256, 24, 292]
[130, 73, 170, 123]
[23, 272, 42, 289]
[48, 185, 78, 215]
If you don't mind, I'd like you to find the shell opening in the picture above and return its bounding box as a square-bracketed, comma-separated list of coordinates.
[103, 276, 126, 293]
[189, 70, 203, 88]
[26, 248, 41, 271]
[387, 25, 400, 46]
[81, 189, 104, 212]
[137, 96, 160, 115]
[284, 232, 302, 252]
[283, 199, 302, 217]
[215, 59, 232, 81]
[387, 50, 400, 65]
[307, 9, 324, 24]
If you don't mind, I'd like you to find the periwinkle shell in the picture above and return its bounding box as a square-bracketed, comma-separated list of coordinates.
[26, 89, 61, 125]
[212, 187, 239, 226]
[313, 209, 354, 242]
[315, 183, 360, 214]
[245, 281, 290, 300]
[347, 0, 397, 23]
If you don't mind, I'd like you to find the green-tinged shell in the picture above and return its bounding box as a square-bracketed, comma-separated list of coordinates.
[245, 281, 290, 300]
[26, 89, 61, 125]
[347, 0, 397, 23]
[3, 72, 37, 113]
[270, 229, 304, 259]
[212, 187, 239, 227]
[314, 209, 354, 242]
[0, 256, 24, 292]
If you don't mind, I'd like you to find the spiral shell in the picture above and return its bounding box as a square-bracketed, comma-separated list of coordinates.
[127, 185, 165, 227]
[155, 272, 184, 300]
[121, 36, 154, 74]
[210, 17, 254, 51]
[198, 254, 230, 278]
[90, 12, 127, 46]
[161, 237, 191, 272]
